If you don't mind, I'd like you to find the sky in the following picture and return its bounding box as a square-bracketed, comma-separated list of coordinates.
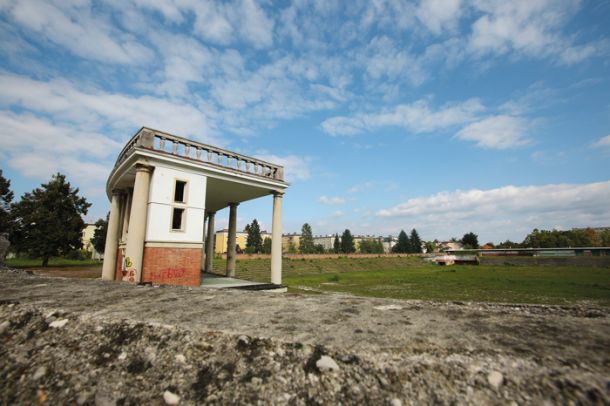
[0, 0, 609, 244]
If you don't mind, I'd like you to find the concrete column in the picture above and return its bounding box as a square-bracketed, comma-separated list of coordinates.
[124, 164, 153, 283]
[101, 190, 123, 281]
[200, 213, 207, 272]
[120, 189, 132, 242]
[205, 211, 215, 273]
[226, 203, 239, 277]
[271, 192, 283, 285]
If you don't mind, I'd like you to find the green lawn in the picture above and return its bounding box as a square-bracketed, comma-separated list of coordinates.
[5, 257, 102, 268]
[222, 256, 610, 306]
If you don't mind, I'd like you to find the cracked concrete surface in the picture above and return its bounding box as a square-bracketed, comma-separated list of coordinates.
[0, 269, 608, 405]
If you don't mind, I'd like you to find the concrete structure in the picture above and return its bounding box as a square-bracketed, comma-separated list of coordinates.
[449, 247, 610, 257]
[82, 224, 103, 260]
[214, 229, 271, 254]
[102, 127, 288, 286]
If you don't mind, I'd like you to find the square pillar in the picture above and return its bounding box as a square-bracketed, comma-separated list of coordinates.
[101, 189, 123, 280]
[271, 192, 283, 285]
[205, 211, 215, 273]
[226, 203, 239, 277]
[200, 213, 207, 272]
[124, 164, 153, 283]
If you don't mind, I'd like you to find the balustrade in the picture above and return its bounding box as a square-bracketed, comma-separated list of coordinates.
[112, 128, 285, 182]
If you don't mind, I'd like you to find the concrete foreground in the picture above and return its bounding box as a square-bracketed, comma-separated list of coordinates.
[0, 269, 609, 405]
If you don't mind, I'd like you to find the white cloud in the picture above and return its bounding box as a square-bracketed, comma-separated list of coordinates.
[0, 73, 218, 144]
[253, 154, 311, 182]
[188, 0, 274, 48]
[455, 115, 530, 149]
[416, 0, 463, 34]
[319, 196, 346, 205]
[3, 0, 153, 64]
[0, 112, 117, 196]
[321, 98, 484, 136]
[376, 181, 610, 242]
[593, 135, 610, 148]
[467, 0, 601, 64]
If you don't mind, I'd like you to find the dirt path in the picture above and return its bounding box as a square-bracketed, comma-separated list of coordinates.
[1, 268, 608, 405]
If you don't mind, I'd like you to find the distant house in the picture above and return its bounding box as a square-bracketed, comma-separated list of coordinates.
[438, 241, 464, 252]
[282, 233, 301, 253]
[313, 235, 336, 251]
[81, 224, 103, 260]
[214, 229, 271, 254]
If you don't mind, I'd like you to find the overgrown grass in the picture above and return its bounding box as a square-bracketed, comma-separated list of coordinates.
[219, 256, 610, 306]
[5, 257, 102, 268]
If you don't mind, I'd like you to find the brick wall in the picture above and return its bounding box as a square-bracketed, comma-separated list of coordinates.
[114, 248, 124, 281]
[142, 247, 202, 286]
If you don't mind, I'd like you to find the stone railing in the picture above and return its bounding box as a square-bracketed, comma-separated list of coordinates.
[114, 128, 285, 182]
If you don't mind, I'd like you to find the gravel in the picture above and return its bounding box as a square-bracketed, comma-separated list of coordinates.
[0, 267, 608, 405]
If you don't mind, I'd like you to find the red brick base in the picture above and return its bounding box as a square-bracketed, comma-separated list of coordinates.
[141, 246, 202, 286]
[115, 248, 124, 281]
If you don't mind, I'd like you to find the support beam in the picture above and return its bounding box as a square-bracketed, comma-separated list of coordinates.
[226, 203, 239, 277]
[205, 211, 216, 273]
[124, 164, 153, 283]
[101, 190, 122, 281]
[271, 192, 283, 285]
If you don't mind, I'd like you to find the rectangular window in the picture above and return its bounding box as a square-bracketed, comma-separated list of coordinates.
[171, 208, 185, 230]
[174, 180, 187, 203]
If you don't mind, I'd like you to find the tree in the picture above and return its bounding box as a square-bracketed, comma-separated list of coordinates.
[314, 244, 325, 254]
[0, 169, 14, 233]
[393, 230, 410, 253]
[300, 223, 315, 254]
[262, 237, 272, 254]
[340, 229, 355, 253]
[245, 219, 263, 253]
[424, 241, 436, 253]
[409, 229, 422, 253]
[91, 213, 109, 254]
[600, 229, 610, 247]
[461, 232, 479, 249]
[497, 240, 519, 249]
[10, 173, 91, 266]
[333, 233, 340, 253]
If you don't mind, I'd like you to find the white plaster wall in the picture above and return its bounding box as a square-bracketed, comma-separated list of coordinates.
[146, 165, 206, 243]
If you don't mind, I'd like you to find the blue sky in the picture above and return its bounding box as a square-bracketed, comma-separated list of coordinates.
[1, 0, 609, 243]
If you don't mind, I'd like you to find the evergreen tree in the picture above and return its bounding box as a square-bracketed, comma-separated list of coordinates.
[409, 228, 422, 253]
[333, 233, 340, 253]
[91, 213, 109, 254]
[393, 230, 410, 253]
[461, 232, 479, 249]
[340, 229, 355, 253]
[0, 169, 14, 234]
[245, 219, 263, 253]
[300, 223, 315, 254]
[10, 173, 91, 266]
[262, 237, 272, 254]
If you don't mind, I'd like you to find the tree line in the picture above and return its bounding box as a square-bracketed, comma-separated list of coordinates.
[495, 228, 610, 249]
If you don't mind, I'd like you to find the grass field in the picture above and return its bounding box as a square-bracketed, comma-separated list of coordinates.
[5, 257, 102, 268]
[222, 256, 610, 306]
[5, 255, 608, 305]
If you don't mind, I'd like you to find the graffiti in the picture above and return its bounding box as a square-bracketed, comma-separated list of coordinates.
[122, 256, 136, 282]
[152, 268, 187, 280]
